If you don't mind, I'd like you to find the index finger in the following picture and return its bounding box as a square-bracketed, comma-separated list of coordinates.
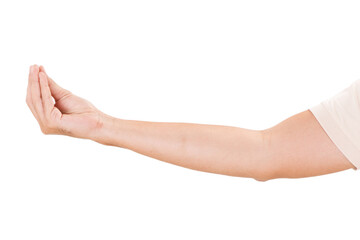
[29, 65, 44, 120]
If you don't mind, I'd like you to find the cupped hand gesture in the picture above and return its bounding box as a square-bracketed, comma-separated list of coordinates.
[26, 65, 105, 139]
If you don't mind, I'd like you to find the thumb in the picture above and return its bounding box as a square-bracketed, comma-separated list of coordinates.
[39, 66, 71, 101]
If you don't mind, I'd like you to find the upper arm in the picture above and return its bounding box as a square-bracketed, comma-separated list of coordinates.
[262, 110, 355, 179]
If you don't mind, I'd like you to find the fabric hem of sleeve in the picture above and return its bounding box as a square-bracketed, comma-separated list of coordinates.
[309, 104, 360, 171]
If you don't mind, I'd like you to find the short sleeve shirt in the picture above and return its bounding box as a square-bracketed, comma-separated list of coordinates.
[309, 79, 360, 170]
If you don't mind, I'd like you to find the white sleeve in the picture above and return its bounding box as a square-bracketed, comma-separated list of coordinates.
[309, 79, 360, 170]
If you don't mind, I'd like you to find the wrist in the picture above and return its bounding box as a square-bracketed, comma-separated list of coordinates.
[91, 112, 124, 147]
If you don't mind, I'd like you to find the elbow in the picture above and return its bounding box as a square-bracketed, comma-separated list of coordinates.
[252, 128, 279, 182]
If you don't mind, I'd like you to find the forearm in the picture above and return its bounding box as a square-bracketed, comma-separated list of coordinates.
[93, 115, 269, 180]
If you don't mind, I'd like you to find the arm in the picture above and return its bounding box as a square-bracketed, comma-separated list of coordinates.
[26, 65, 355, 181]
[95, 116, 267, 180]
[94, 109, 355, 180]
[262, 110, 355, 179]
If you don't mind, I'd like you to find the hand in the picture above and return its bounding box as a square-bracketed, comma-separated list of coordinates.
[26, 65, 105, 139]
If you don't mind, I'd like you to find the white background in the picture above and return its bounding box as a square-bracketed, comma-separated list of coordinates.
[1, 0, 360, 239]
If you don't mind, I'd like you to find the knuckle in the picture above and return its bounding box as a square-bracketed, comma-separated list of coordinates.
[26, 96, 31, 106]
[43, 118, 55, 130]
[35, 102, 42, 110]
[41, 120, 55, 135]
[47, 122, 57, 130]
[40, 126, 49, 135]
[60, 91, 72, 101]
[50, 110, 58, 119]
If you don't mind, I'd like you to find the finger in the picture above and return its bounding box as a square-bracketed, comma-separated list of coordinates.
[39, 72, 54, 117]
[39, 65, 71, 101]
[28, 65, 33, 85]
[48, 76, 72, 101]
[26, 66, 35, 114]
[26, 80, 41, 123]
[29, 65, 44, 121]
[27, 65, 34, 105]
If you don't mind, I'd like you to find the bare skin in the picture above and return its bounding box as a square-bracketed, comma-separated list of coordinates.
[26, 64, 355, 181]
